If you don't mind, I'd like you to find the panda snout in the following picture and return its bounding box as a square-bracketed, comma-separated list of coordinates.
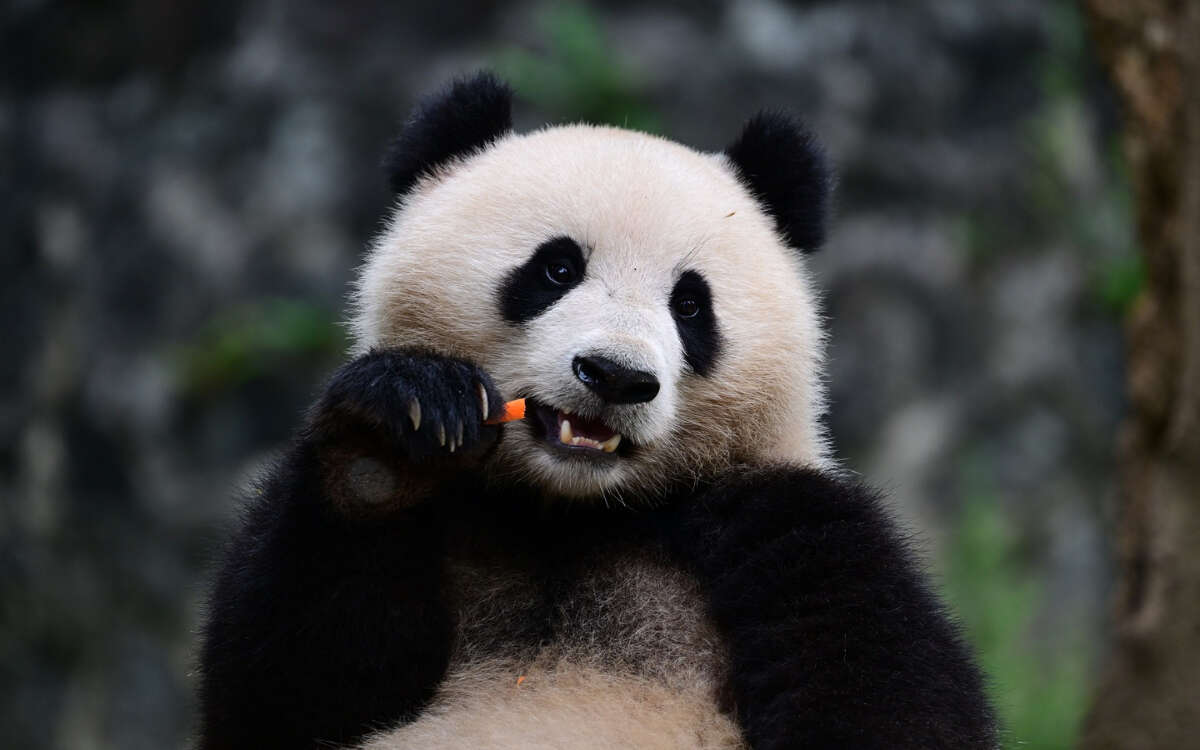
[572, 355, 660, 405]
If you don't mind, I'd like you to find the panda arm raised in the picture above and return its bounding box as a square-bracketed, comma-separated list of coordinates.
[198, 349, 504, 749]
[676, 467, 998, 750]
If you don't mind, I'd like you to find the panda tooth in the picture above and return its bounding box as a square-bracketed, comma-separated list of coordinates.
[408, 399, 421, 431]
[560, 419, 573, 445]
[601, 434, 622, 453]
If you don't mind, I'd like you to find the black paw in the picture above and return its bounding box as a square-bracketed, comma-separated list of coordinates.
[308, 348, 506, 462]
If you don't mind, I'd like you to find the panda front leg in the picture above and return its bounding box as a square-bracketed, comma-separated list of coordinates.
[676, 467, 999, 750]
[198, 349, 505, 750]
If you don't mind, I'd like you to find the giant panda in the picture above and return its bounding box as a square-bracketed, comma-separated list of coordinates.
[197, 72, 997, 749]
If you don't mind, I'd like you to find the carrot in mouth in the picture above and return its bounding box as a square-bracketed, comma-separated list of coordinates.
[484, 398, 526, 425]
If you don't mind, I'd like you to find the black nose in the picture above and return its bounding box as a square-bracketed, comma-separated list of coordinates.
[572, 355, 660, 404]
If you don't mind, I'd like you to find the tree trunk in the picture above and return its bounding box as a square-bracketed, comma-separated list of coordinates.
[1079, 1, 1200, 749]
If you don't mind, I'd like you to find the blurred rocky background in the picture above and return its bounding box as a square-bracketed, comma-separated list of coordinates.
[1, 1, 1135, 748]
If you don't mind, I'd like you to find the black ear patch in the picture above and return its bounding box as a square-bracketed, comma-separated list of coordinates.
[384, 71, 513, 195]
[724, 111, 832, 253]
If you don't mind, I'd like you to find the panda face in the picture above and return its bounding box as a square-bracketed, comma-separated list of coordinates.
[495, 234, 685, 455]
[353, 124, 829, 500]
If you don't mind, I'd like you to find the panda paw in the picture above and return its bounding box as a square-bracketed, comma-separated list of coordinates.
[308, 348, 507, 462]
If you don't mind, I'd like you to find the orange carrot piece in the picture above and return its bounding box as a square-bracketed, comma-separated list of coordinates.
[485, 398, 526, 425]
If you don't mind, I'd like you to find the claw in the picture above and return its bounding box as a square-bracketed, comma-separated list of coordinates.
[408, 399, 421, 431]
[456, 420, 463, 446]
[437, 423, 446, 447]
[477, 383, 489, 421]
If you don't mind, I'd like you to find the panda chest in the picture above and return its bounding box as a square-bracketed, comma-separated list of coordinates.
[447, 540, 728, 678]
[360, 540, 746, 750]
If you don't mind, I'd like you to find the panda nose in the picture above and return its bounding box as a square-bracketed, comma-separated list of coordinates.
[572, 355, 660, 404]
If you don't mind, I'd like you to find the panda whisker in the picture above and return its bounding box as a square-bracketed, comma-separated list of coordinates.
[675, 234, 713, 272]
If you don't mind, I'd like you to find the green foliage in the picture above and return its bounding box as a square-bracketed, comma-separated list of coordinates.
[494, 3, 659, 132]
[940, 498, 1091, 750]
[172, 298, 344, 396]
[1093, 254, 1144, 315]
[1088, 141, 1143, 314]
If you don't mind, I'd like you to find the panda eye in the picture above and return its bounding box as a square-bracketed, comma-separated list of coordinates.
[670, 270, 720, 375]
[674, 297, 701, 319]
[544, 260, 578, 286]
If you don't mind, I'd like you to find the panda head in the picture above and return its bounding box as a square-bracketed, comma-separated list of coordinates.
[352, 72, 833, 501]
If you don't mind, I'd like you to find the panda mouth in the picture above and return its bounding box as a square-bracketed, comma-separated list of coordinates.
[526, 399, 625, 456]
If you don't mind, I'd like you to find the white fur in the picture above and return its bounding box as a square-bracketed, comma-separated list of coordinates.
[351, 124, 830, 501]
[359, 662, 745, 750]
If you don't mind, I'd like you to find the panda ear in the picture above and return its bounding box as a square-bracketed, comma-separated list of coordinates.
[724, 111, 833, 253]
[384, 71, 514, 195]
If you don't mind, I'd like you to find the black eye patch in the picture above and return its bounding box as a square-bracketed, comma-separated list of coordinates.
[499, 236, 586, 324]
[671, 270, 722, 376]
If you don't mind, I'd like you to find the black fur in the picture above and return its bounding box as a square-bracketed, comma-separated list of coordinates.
[198, 350, 504, 749]
[383, 71, 513, 195]
[670, 270, 722, 376]
[498, 236, 587, 324]
[672, 467, 999, 750]
[198, 443, 452, 749]
[725, 111, 832, 252]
